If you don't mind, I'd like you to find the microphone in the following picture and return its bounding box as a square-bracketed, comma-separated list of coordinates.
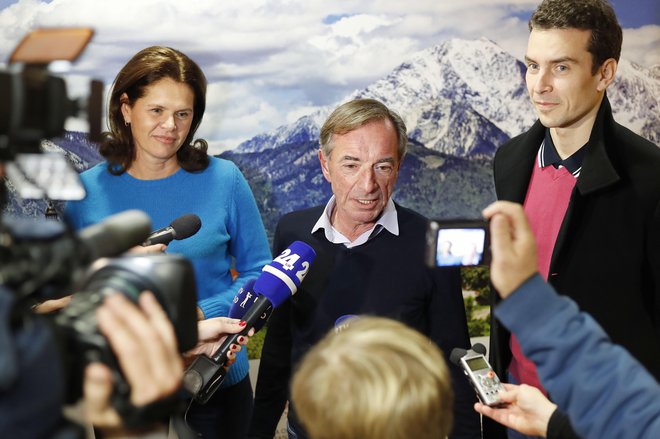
[183, 241, 316, 403]
[141, 214, 201, 246]
[449, 343, 487, 366]
[334, 314, 359, 333]
[450, 347, 468, 366]
[228, 279, 271, 332]
[79, 209, 152, 260]
[472, 343, 487, 356]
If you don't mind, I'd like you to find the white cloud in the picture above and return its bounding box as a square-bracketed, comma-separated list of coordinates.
[331, 14, 396, 37]
[621, 25, 660, 67]
[200, 81, 286, 153]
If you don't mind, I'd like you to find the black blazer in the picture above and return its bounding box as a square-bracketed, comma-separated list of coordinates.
[490, 96, 660, 386]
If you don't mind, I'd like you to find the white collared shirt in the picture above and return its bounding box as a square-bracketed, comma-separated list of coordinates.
[311, 196, 399, 248]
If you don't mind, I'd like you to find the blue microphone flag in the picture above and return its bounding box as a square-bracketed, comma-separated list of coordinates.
[253, 240, 316, 308]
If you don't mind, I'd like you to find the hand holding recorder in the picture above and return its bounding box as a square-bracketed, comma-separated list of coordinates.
[474, 383, 557, 437]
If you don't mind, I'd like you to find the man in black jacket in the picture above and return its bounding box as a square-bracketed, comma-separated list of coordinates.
[487, 1, 660, 438]
[249, 98, 480, 438]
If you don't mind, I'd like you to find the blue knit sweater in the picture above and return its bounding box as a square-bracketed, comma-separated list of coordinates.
[65, 157, 272, 387]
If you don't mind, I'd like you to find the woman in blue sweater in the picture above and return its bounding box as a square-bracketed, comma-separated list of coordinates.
[65, 46, 272, 439]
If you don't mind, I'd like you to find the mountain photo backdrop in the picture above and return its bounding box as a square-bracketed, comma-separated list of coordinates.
[2, 0, 658, 337]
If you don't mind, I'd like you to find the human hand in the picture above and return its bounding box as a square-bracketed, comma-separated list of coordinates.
[183, 317, 253, 367]
[474, 383, 556, 437]
[32, 295, 72, 313]
[482, 201, 538, 298]
[84, 291, 183, 432]
[129, 243, 167, 254]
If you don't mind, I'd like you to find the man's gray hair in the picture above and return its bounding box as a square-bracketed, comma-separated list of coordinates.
[319, 98, 407, 160]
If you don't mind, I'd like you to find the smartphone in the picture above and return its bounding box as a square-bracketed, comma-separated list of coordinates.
[426, 220, 490, 267]
[459, 350, 505, 407]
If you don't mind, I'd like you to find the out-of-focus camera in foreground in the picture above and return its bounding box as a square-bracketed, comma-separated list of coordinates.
[0, 29, 200, 434]
[0, 27, 103, 201]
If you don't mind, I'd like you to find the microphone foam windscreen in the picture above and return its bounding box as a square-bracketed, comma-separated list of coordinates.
[449, 348, 468, 366]
[171, 214, 202, 240]
[471, 343, 487, 356]
[254, 241, 316, 308]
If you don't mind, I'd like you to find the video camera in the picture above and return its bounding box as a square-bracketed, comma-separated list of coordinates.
[1, 211, 199, 432]
[0, 29, 198, 434]
[0, 27, 103, 202]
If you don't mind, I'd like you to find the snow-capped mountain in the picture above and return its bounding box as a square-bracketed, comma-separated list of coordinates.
[224, 37, 659, 233]
[237, 38, 658, 159]
[5, 37, 658, 232]
[353, 38, 535, 157]
[608, 59, 660, 144]
[237, 111, 329, 154]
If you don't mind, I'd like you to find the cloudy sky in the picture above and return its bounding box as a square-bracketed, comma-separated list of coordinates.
[1, 0, 658, 153]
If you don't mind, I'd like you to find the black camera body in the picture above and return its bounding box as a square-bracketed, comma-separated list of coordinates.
[1, 28, 102, 205]
[55, 253, 199, 404]
[0, 216, 200, 433]
[426, 219, 491, 267]
[0, 28, 102, 161]
[0, 28, 197, 434]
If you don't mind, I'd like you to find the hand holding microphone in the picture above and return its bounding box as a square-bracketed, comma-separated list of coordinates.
[183, 317, 253, 367]
[227, 279, 272, 331]
[183, 241, 316, 403]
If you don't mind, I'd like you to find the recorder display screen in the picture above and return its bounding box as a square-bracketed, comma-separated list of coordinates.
[465, 356, 489, 371]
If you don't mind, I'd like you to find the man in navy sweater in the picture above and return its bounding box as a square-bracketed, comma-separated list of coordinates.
[249, 98, 480, 438]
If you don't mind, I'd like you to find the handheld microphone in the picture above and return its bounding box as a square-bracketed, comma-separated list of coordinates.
[334, 314, 359, 333]
[141, 214, 201, 246]
[228, 279, 271, 332]
[183, 241, 316, 403]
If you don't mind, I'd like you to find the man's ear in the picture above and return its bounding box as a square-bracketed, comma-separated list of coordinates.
[318, 149, 331, 182]
[596, 58, 617, 92]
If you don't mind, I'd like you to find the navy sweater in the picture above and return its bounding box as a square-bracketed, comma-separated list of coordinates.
[250, 204, 480, 438]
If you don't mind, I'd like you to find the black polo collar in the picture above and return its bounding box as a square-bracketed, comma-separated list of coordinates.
[538, 129, 586, 177]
